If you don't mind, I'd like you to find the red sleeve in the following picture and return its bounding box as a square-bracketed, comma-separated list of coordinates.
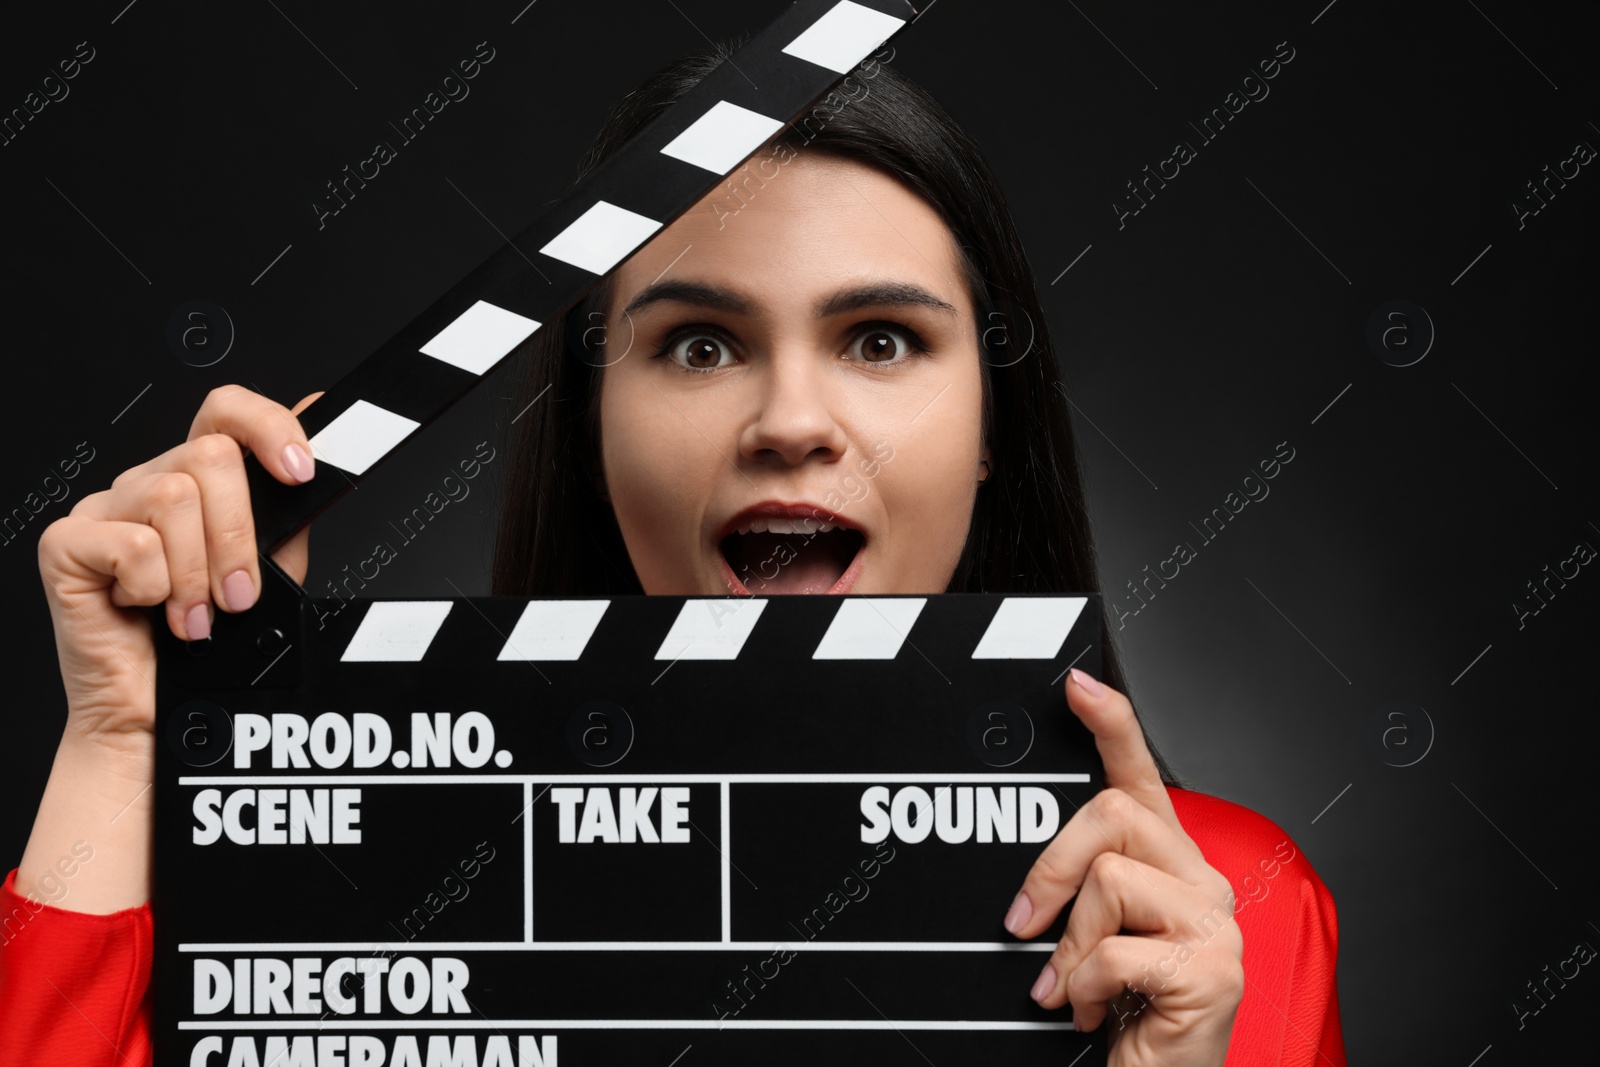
[1168, 786, 1348, 1067]
[0, 867, 154, 1067]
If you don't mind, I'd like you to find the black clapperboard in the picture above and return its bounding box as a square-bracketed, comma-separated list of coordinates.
[152, 2, 1110, 1063]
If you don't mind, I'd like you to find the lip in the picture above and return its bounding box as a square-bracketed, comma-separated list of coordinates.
[714, 500, 869, 541]
[713, 500, 868, 596]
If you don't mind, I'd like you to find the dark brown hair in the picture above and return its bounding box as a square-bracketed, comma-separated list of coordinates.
[491, 39, 1181, 787]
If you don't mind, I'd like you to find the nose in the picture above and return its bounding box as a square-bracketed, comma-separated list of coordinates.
[737, 345, 850, 468]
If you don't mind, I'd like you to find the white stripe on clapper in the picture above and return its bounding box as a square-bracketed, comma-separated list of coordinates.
[812, 598, 926, 659]
[498, 600, 611, 661]
[781, 1, 907, 74]
[720, 781, 732, 943]
[339, 602, 453, 662]
[971, 597, 1087, 659]
[307, 399, 420, 477]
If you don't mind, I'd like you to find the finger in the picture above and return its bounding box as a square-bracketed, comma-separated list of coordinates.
[1066, 668, 1182, 832]
[187, 384, 318, 486]
[269, 391, 324, 585]
[39, 515, 174, 613]
[98, 472, 215, 640]
[69, 477, 214, 639]
[136, 433, 264, 615]
[1005, 787, 1215, 940]
[1034, 852, 1236, 1011]
[1061, 934, 1243, 1038]
[156, 387, 324, 611]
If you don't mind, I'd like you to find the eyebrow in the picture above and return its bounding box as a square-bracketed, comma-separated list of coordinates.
[618, 280, 960, 320]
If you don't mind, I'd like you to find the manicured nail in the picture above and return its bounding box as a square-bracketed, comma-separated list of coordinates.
[1069, 667, 1104, 697]
[1030, 963, 1056, 1003]
[223, 569, 257, 612]
[185, 603, 211, 642]
[1004, 891, 1033, 935]
[282, 443, 315, 483]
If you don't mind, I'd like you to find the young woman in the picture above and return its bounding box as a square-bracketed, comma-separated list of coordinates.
[3, 40, 1346, 1066]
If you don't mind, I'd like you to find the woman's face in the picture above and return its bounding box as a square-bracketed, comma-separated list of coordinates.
[596, 150, 989, 596]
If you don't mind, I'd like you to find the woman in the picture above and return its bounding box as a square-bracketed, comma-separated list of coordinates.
[2, 39, 1345, 1066]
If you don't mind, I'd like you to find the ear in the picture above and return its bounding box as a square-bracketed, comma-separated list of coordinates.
[978, 442, 992, 484]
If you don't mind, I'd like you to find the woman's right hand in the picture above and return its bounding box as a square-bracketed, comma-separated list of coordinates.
[20, 384, 323, 911]
[36, 384, 322, 753]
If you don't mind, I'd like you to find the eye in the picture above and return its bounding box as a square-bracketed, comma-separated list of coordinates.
[654, 328, 736, 373]
[844, 322, 928, 369]
[651, 320, 932, 374]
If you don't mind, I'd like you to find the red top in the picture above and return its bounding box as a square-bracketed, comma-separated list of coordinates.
[0, 786, 1346, 1065]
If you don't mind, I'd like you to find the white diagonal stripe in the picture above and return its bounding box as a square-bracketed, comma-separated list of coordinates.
[497, 600, 611, 661]
[660, 100, 786, 175]
[341, 602, 453, 662]
[781, 0, 905, 74]
[971, 597, 1087, 659]
[419, 299, 541, 375]
[540, 200, 663, 275]
[812, 598, 926, 659]
[656, 599, 767, 660]
[307, 399, 420, 476]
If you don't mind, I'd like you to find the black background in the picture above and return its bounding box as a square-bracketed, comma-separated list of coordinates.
[2, 0, 1596, 1060]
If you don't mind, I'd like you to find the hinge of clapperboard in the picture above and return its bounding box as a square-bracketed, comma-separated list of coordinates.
[156, 0, 929, 692]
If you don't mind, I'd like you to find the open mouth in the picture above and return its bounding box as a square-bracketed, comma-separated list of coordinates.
[718, 518, 866, 595]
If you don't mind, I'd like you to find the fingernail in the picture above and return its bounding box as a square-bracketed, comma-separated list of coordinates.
[223, 569, 257, 612]
[282, 443, 315, 483]
[1069, 667, 1104, 697]
[1030, 963, 1056, 1003]
[1004, 891, 1033, 935]
[185, 603, 211, 642]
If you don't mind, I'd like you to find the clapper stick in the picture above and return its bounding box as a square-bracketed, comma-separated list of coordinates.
[152, 2, 1112, 1063]
[245, 0, 922, 563]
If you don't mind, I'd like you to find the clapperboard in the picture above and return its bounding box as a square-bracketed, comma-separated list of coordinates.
[152, 2, 1110, 1064]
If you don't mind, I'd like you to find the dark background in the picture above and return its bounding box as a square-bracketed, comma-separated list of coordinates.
[2, 0, 1594, 1060]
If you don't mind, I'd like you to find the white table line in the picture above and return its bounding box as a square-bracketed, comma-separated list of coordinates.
[177, 941, 1057, 953]
[177, 1018, 1077, 1031]
[720, 781, 732, 943]
[523, 780, 533, 944]
[178, 773, 1092, 786]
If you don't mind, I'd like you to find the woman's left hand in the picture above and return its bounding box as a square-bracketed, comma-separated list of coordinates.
[1003, 668, 1244, 1065]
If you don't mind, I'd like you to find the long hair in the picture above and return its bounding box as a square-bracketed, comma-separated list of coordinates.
[491, 39, 1181, 787]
